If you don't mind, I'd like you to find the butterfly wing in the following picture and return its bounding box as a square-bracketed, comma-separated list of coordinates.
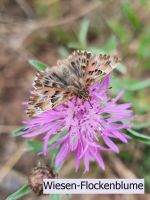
[85, 54, 119, 87]
[26, 70, 73, 118]
[56, 50, 92, 87]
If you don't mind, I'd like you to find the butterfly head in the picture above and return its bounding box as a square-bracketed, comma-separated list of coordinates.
[78, 89, 89, 100]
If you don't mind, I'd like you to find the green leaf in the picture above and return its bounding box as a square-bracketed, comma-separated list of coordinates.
[68, 42, 82, 50]
[87, 47, 106, 54]
[122, 1, 141, 31]
[49, 129, 67, 147]
[111, 76, 150, 92]
[138, 26, 150, 61]
[53, 162, 63, 173]
[26, 140, 59, 158]
[29, 60, 47, 71]
[78, 19, 90, 48]
[107, 19, 130, 43]
[132, 120, 150, 130]
[6, 185, 31, 200]
[126, 129, 150, 145]
[116, 63, 127, 74]
[128, 79, 150, 91]
[111, 76, 150, 113]
[26, 140, 43, 152]
[104, 35, 117, 52]
[12, 127, 25, 137]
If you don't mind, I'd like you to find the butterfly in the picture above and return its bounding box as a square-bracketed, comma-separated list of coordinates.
[26, 50, 119, 118]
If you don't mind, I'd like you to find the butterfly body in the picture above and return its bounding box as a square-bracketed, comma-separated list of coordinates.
[27, 51, 119, 117]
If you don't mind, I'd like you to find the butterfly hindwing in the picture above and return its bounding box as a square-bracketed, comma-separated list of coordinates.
[27, 88, 73, 117]
[85, 54, 119, 86]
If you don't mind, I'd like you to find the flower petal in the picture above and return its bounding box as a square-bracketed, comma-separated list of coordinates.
[103, 136, 119, 153]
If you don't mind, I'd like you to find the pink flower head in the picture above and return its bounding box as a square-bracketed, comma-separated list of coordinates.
[23, 75, 132, 172]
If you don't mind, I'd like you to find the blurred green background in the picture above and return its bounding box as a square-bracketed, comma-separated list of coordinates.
[0, 0, 150, 199]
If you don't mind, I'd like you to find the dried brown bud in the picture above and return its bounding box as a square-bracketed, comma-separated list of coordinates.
[28, 166, 56, 195]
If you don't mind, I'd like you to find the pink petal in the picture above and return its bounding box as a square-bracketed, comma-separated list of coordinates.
[91, 150, 105, 170]
[103, 136, 119, 153]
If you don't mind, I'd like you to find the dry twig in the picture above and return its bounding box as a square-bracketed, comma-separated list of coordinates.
[0, 143, 26, 182]
[108, 153, 137, 178]
[15, 0, 35, 18]
[0, 125, 21, 134]
[0, 1, 101, 50]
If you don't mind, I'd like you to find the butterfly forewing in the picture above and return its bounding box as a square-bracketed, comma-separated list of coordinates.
[26, 70, 74, 117]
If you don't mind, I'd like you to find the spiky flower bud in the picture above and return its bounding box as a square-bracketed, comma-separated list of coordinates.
[28, 166, 56, 195]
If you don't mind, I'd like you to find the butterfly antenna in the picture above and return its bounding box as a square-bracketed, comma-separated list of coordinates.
[88, 98, 93, 109]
